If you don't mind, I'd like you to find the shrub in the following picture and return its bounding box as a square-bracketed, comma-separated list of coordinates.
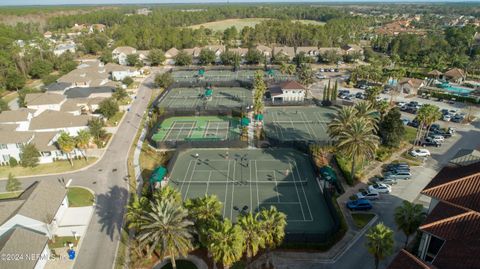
[9, 157, 18, 167]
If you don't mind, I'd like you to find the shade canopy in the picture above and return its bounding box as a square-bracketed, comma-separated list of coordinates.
[150, 166, 167, 183]
[319, 166, 337, 183]
[204, 88, 213, 97]
[254, 114, 264, 121]
[241, 117, 251, 126]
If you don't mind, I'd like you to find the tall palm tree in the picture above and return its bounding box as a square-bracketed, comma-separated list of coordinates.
[259, 206, 287, 268]
[126, 193, 151, 231]
[394, 201, 426, 247]
[185, 194, 223, 247]
[354, 101, 380, 128]
[365, 222, 395, 269]
[238, 212, 266, 264]
[423, 105, 442, 139]
[57, 132, 76, 166]
[75, 129, 91, 161]
[153, 185, 182, 205]
[137, 199, 194, 269]
[208, 219, 244, 269]
[327, 106, 356, 138]
[335, 118, 379, 181]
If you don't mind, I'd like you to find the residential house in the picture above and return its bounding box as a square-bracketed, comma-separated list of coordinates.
[229, 48, 249, 63]
[268, 80, 307, 103]
[136, 8, 152, 16]
[256, 45, 273, 59]
[44, 82, 72, 95]
[25, 93, 66, 116]
[0, 126, 34, 165]
[164, 48, 180, 65]
[57, 61, 111, 88]
[64, 86, 114, 99]
[341, 44, 364, 55]
[137, 50, 150, 65]
[0, 108, 34, 131]
[60, 97, 106, 116]
[112, 46, 137, 65]
[89, 24, 106, 33]
[449, 148, 480, 167]
[398, 78, 426, 95]
[183, 47, 202, 64]
[203, 45, 225, 64]
[273, 46, 296, 60]
[296, 47, 320, 59]
[105, 63, 142, 81]
[0, 227, 50, 269]
[427, 70, 443, 79]
[387, 154, 480, 269]
[444, 68, 466, 84]
[29, 110, 91, 136]
[53, 42, 76, 56]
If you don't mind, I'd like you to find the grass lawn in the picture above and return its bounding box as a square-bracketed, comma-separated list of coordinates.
[107, 111, 125, 126]
[0, 190, 23, 200]
[0, 158, 97, 178]
[403, 126, 417, 144]
[294, 19, 326, 26]
[189, 18, 325, 32]
[67, 187, 94, 207]
[48, 236, 79, 249]
[351, 213, 375, 229]
[161, 260, 198, 269]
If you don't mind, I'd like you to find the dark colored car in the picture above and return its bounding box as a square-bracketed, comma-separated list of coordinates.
[408, 120, 420, 128]
[421, 137, 441, 147]
[347, 199, 373, 211]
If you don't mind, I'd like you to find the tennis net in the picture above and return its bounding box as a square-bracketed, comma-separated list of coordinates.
[272, 120, 320, 124]
[169, 179, 308, 186]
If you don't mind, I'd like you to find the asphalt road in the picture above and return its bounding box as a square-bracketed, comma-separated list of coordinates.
[0, 72, 158, 269]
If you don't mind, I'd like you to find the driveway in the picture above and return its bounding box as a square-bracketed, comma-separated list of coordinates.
[0, 69, 163, 269]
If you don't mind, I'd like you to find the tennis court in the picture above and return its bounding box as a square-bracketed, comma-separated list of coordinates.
[172, 70, 295, 82]
[263, 107, 337, 143]
[157, 87, 252, 109]
[168, 148, 335, 234]
[152, 116, 240, 142]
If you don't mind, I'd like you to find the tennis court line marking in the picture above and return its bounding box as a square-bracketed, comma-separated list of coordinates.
[314, 112, 328, 133]
[223, 160, 231, 217]
[298, 112, 314, 138]
[272, 169, 281, 203]
[255, 160, 260, 214]
[178, 159, 193, 194]
[205, 171, 212, 195]
[230, 159, 236, 220]
[289, 162, 306, 221]
[293, 160, 314, 222]
[263, 202, 300, 204]
[249, 160, 253, 213]
[183, 159, 198, 201]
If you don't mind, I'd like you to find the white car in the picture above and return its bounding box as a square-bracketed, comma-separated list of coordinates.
[410, 149, 431, 157]
[431, 135, 445, 143]
[356, 190, 380, 200]
[442, 114, 452, 121]
[368, 183, 392, 194]
[397, 102, 406, 107]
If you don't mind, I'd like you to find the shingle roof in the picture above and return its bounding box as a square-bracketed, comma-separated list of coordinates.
[274, 46, 295, 57]
[25, 93, 65, 106]
[113, 46, 136, 55]
[0, 200, 24, 226]
[444, 68, 465, 79]
[421, 162, 480, 212]
[44, 82, 72, 93]
[449, 149, 480, 167]
[16, 180, 67, 222]
[0, 131, 33, 144]
[279, 80, 306, 90]
[387, 249, 432, 269]
[428, 70, 443, 76]
[0, 108, 34, 123]
[165, 47, 179, 58]
[64, 86, 114, 99]
[0, 227, 48, 269]
[32, 132, 58, 152]
[399, 78, 424, 89]
[29, 110, 90, 131]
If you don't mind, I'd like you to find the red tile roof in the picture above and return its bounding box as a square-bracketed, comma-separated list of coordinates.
[422, 201, 468, 227]
[433, 239, 480, 269]
[279, 80, 306, 90]
[387, 250, 433, 269]
[420, 210, 480, 240]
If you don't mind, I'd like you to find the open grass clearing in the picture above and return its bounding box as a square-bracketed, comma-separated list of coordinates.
[107, 111, 125, 127]
[67, 187, 94, 207]
[188, 18, 324, 31]
[48, 236, 79, 249]
[351, 213, 375, 229]
[0, 158, 97, 178]
[0, 190, 23, 200]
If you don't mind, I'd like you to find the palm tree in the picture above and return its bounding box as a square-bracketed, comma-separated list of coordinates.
[394, 201, 426, 247]
[137, 199, 194, 269]
[365, 222, 395, 269]
[185, 194, 223, 246]
[208, 219, 244, 269]
[126, 193, 151, 231]
[57, 132, 76, 166]
[279, 62, 288, 74]
[75, 129, 91, 161]
[238, 212, 266, 264]
[327, 106, 356, 138]
[153, 185, 182, 205]
[335, 118, 379, 181]
[423, 105, 442, 139]
[259, 206, 287, 268]
[354, 101, 380, 128]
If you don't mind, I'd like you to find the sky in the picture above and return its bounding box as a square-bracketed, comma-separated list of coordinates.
[1, 0, 479, 6]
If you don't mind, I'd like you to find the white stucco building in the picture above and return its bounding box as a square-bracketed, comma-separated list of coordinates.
[112, 46, 137, 66]
[268, 80, 307, 103]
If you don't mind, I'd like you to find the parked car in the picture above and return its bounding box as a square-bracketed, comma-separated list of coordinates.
[329, 68, 335, 72]
[355, 92, 364, 99]
[402, 119, 410, 125]
[319, 68, 324, 72]
[430, 135, 445, 143]
[385, 162, 410, 171]
[410, 149, 431, 157]
[421, 137, 441, 147]
[356, 190, 380, 200]
[316, 74, 326, 79]
[383, 171, 412, 180]
[334, 68, 339, 72]
[397, 101, 407, 107]
[407, 120, 420, 128]
[442, 114, 452, 121]
[451, 114, 464, 123]
[368, 183, 392, 194]
[347, 199, 373, 211]
[375, 176, 398, 185]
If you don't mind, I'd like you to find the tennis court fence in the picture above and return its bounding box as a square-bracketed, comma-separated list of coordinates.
[169, 179, 309, 186]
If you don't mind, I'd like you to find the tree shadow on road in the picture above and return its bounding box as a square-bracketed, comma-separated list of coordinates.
[96, 185, 129, 241]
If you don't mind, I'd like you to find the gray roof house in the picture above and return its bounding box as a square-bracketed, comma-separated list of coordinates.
[64, 86, 115, 99]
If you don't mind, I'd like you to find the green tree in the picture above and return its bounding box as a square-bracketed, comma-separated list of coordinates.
[126, 193, 150, 231]
[320, 49, 342, 63]
[154, 72, 174, 89]
[113, 87, 128, 101]
[245, 48, 262, 64]
[220, 51, 236, 65]
[17, 87, 37, 108]
[19, 143, 40, 167]
[148, 49, 166, 66]
[99, 98, 119, 119]
[260, 206, 287, 268]
[174, 50, 192, 66]
[153, 185, 182, 205]
[297, 63, 314, 86]
[365, 86, 382, 104]
[0, 99, 9, 112]
[29, 59, 53, 79]
[327, 106, 356, 137]
[394, 201, 426, 248]
[122, 77, 134, 87]
[331, 80, 338, 101]
[379, 107, 404, 148]
[238, 212, 265, 264]
[199, 48, 216, 65]
[5, 69, 26, 91]
[99, 50, 113, 64]
[126, 54, 141, 67]
[185, 194, 223, 248]
[331, 117, 379, 181]
[253, 70, 266, 114]
[88, 118, 106, 140]
[6, 173, 21, 192]
[8, 157, 18, 167]
[293, 51, 310, 67]
[137, 199, 194, 268]
[366, 223, 395, 269]
[208, 219, 245, 269]
[75, 129, 91, 160]
[57, 132, 76, 166]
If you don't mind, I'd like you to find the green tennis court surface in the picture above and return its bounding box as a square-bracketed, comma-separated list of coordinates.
[158, 87, 252, 109]
[168, 148, 335, 234]
[152, 116, 241, 142]
[172, 70, 295, 82]
[264, 107, 337, 143]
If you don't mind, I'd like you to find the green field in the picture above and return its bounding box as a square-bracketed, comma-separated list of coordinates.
[188, 18, 325, 31]
[67, 187, 94, 207]
[168, 148, 335, 235]
[152, 116, 241, 142]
